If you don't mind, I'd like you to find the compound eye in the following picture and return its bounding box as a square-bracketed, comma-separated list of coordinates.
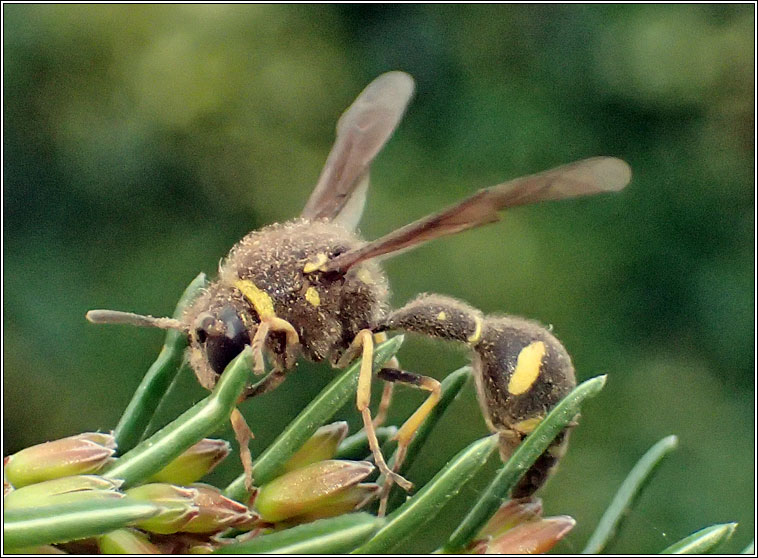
[204, 306, 249, 375]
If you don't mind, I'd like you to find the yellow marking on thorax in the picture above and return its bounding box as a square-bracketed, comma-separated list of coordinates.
[437, 311, 447, 321]
[235, 279, 276, 319]
[513, 416, 543, 434]
[305, 286, 321, 307]
[356, 267, 374, 284]
[467, 316, 483, 344]
[303, 253, 329, 273]
[507, 341, 546, 395]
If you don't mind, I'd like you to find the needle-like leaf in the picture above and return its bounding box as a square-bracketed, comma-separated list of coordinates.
[223, 336, 404, 502]
[582, 434, 679, 553]
[443, 374, 607, 552]
[114, 273, 207, 452]
[659, 522, 738, 554]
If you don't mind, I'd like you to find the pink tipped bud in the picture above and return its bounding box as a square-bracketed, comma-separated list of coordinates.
[481, 515, 576, 555]
[4, 475, 123, 509]
[181, 484, 259, 534]
[282, 422, 349, 473]
[477, 497, 544, 539]
[97, 528, 161, 554]
[4, 432, 116, 488]
[149, 438, 231, 485]
[255, 460, 374, 523]
[125, 483, 199, 535]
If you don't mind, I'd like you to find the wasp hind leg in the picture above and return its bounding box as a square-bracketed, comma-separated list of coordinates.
[374, 366, 441, 516]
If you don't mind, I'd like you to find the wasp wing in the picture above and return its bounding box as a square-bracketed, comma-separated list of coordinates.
[301, 71, 415, 229]
[324, 156, 631, 273]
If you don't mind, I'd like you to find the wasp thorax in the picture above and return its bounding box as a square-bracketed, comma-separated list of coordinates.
[182, 219, 390, 391]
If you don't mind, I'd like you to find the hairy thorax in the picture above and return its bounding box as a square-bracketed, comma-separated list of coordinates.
[183, 219, 389, 389]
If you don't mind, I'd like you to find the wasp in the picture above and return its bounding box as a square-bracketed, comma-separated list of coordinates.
[87, 72, 630, 511]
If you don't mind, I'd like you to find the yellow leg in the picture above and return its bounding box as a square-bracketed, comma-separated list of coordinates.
[372, 333, 398, 428]
[373, 381, 395, 428]
[250, 316, 299, 375]
[340, 330, 413, 494]
[230, 408, 255, 492]
[375, 369, 441, 516]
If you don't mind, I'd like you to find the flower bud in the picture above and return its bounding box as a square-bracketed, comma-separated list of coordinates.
[477, 498, 543, 539]
[255, 460, 374, 522]
[478, 516, 576, 554]
[293, 483, 380, 522]
[125, 483, 199, 535]
[3, 475, 123, 509]
[282, 422, 349, 473]
[181, 484, 259, 533]
[148, 438, 231, 485]
[97, 528, 161, 554]
[4, 432, 116, 488]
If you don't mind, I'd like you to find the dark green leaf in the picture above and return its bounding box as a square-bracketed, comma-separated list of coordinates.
[353, 434, 498, 554]
[114, 273, 207, 453]
[104, 346, 253, 487]
[443, 374, 607, 552]
[383, 365, 471, 511]
[224, 336, 404, 502]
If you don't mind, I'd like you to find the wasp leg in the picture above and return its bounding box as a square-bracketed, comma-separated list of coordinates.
[373, 381, 395, 428]
[338, 329, 413, 494]
[250, 316, 299, 375]
[374, 367, 441, 516]
[230, 408, 255, 491]
[371, 332, 399, 428]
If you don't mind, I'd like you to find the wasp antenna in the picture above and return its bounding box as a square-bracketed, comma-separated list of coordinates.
[86, 309, 186, 332]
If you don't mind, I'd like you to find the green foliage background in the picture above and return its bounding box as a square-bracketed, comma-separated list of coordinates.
[3, 4, 754, 553]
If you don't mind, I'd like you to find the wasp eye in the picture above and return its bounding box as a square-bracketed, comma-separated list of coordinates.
[202, 306, 249, 375]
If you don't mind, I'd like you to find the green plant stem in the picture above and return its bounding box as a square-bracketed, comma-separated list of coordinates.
[353, 435, 498, 554]
[336, 427, 398, 461]
[3, 500, 160, 550]
[442, 374, 607, 553]
[582, 434, 679, 554]
[659, 522, 738, 554]
[104, 347, 253, 487]
[215, 513, 385, 554]
[114, 273, 206, 453]
[223, 335, 404, 502]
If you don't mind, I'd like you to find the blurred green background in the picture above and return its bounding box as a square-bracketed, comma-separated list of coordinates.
[3, 4, 754, 553]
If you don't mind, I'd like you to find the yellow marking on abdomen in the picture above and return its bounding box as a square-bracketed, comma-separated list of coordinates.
[467, 316, 483, 344]
[513, 416, 543, 434]
[507, 341, 546, 395]
[235, 279, 275, 319]
[437, 311, 447, 321]
[305, 286, 321, 307]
